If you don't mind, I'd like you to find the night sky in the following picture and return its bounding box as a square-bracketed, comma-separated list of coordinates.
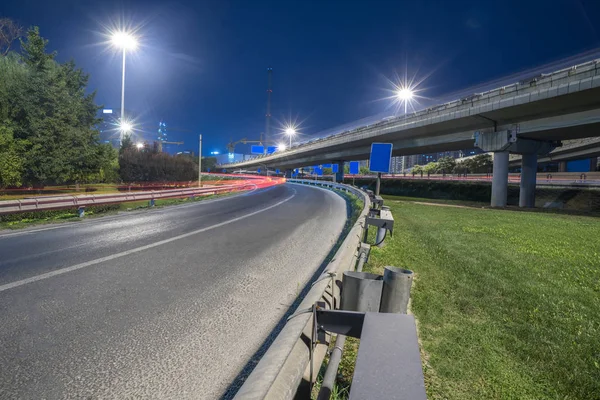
[2, 0, 600, 154]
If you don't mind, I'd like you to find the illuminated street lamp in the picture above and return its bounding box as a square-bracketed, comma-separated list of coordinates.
[120, 120, 133, 134]
[111, 31, 138, 145]
[285, 127, 296, 147]
[396, 87, 414, 114]
[277, 143, 287, 152]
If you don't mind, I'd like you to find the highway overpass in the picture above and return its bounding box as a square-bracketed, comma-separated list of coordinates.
[220, 59, 600, 207]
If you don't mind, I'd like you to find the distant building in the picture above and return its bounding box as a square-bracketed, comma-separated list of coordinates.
[158, 121, 167, 143]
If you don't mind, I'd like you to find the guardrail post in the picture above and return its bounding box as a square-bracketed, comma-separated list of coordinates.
[380, 267, 413, 314]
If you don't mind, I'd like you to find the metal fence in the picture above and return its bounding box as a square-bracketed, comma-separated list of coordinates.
[0, 183, 256, 215]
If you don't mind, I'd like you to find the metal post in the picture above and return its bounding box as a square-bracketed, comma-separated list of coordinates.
[198, 134, 202, 187]
[380, 266, 413, 314]
[316, 334, 346, 400]
[375, 227, 386, 247]
[375, 172, 381, 195]
[119, 47, 126, 146]
[341, 271, 383, 312]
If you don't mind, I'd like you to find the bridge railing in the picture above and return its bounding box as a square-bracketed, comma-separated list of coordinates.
[233, 179, 371, 400]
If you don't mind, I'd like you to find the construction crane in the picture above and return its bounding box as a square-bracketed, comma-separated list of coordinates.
[156, 141, 184, 153]
[227, 133, 265, 154]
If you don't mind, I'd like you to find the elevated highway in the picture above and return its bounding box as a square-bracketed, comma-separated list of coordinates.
[221, 59, 600, 208]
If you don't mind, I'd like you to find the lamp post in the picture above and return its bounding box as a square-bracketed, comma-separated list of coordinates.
[111, 31, 138, 145]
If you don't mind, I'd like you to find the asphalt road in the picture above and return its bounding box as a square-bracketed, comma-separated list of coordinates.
[0, 183, 347, 399]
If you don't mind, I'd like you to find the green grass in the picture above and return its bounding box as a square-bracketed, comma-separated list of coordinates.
[363, 197, 600, 399]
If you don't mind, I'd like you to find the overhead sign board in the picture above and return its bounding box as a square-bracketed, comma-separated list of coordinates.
[266, 146, 277, 154]
[332, 164, 339, 173]
[276, 169, 280, 174]
[251, 145, 265, 154]
[102, 109, 113, 114]
[314, 167, 323, 176]
[349, 161, 360, 175]
[322, 163, 332, 168]
[369, 143, 393, 173]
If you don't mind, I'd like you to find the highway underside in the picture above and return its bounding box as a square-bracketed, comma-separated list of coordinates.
[0, 184, 347, 399]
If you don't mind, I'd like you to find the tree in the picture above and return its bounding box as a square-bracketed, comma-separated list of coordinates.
[359, 166, 371, 175]
[19, 26, 55, 71]
[202, 156, 217, 172]
[412, 165, 424, 174]
[119, 147, 199, 182]
[0, 18, 22, 56]
[423, 162, 438, 173]
[0, 125, 27, 187]
[0, 26, 116, 186]
[437, 156, 456, 173]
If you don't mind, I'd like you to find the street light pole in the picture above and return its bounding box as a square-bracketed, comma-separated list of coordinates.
[120, 47, 126, 145]
[198, 134, 202, 187]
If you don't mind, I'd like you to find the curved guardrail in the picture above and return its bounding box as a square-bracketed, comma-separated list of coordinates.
[233, 179, 371, 400]
[0, 183, 256, 215]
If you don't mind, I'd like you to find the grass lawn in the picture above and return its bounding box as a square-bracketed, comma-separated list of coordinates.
[364, 197, 600, 400]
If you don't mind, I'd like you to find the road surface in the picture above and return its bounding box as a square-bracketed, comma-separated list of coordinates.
[0, 183, 347, 399]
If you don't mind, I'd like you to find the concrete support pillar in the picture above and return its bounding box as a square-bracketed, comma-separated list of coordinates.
[519, 153, 537, 208]
[335, 161, 344, 183]
[491, 151, 509, 207]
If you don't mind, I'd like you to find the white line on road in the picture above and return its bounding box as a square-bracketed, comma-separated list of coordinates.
[0, 191, 296, 294]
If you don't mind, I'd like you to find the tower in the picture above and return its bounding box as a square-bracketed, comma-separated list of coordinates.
[158, 121, 167, 143]
[265, 67, 272, 154]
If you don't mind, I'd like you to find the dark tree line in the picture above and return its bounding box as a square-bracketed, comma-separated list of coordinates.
[0, 23, 117, 187]
[118, 136, 198, 182]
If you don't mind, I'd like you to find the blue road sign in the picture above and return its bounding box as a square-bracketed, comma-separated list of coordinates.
[294, 168, 298, 174]
[349, 161, 360, 175]
[257, 168, 261, 173]
[369, 143, 393, 173]
[251, 145, 264, 154]
[323, 163, 332, 168]
[315, 167, 323, 176]
[207, 168, 211, 172]
[332, 164, 339, 173]
[276, 169, 280, 174]
[222, 169, 226, 173]
[266, 146, 277, 154]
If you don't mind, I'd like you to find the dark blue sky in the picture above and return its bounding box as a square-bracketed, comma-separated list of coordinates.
[2, 0, 600, 154]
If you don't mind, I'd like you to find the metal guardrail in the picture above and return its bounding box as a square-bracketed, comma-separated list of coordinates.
[233, 179, 371, 400]
[0, 183, 255, 215]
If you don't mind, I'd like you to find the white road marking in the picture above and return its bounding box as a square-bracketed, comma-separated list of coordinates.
[0, 191, 296, 293]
